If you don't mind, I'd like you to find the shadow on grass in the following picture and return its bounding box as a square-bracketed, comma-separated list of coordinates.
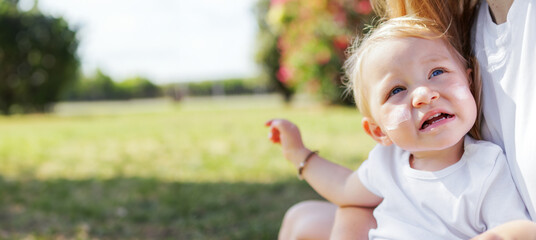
[0, 176, 323, 239]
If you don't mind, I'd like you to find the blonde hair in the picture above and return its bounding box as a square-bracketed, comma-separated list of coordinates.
[371, 0, 480, 60]
[344, 16, 482, 139]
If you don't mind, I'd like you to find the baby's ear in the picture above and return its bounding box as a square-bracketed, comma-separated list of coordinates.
[466, 68, 473, 80]
[362, 117, 392, 146]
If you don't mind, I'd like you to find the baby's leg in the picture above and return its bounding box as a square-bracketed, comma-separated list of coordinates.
[279, 200, 336, 240]
[278, 200, 375, 240]
[331, 206, 376, 240]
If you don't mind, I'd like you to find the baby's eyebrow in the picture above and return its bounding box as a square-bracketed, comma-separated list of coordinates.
[421, 55, 449, 64]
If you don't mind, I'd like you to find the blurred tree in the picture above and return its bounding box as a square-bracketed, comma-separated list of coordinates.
[87, 69, 115, 100]
[0, 0, 79, 114]
[63, 69, 162, 101]
[117, 76, 161, 99]
[178, 78, 266, 97]
[255, 0, 294, 103]
[257, 0, 375, 105]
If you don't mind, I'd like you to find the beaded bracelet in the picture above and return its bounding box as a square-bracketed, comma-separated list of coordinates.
[298, 150, 318, 180]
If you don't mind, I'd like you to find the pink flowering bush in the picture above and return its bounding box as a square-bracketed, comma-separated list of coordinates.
[261, 0, 374, 104]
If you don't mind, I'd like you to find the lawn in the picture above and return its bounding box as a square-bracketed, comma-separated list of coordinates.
[0, 95, 376, 239]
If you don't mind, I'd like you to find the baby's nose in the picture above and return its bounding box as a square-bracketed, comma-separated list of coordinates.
[412, 86, 439, 107]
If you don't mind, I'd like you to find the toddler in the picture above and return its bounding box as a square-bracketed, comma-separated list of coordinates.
[267, 16, 530, 239]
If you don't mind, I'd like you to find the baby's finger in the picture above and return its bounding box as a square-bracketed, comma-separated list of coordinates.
[267, 126, 276, 142]
[271, 127, 281, 143]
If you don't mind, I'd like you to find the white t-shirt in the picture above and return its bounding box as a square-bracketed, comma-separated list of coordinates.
[473, 0, 536, 218]
[358, 136, 530, 240]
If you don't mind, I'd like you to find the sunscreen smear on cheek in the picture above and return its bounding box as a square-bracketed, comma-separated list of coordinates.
[384, 106, 411, 131]
[452, 84, 472, 100]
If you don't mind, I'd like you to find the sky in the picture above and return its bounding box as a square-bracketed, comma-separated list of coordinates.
[22, 0, 260, 83]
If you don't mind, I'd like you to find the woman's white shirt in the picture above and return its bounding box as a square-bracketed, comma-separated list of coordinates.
[473, 0, 536, 218]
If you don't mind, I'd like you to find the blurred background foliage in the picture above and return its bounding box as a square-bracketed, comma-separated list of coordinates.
[0, 0, 375, 115]
[256, 0, 375, 104]
[0, 0, 379, 238]
[0, 0, 78, 114]
[62, 70, 162, 101]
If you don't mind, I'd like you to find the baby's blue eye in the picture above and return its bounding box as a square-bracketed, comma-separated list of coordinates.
[389, 87, 405, 97]
[430, 69, 444, 78]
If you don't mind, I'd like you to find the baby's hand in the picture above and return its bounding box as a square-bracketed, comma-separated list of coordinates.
[265, 119, 310, 166]
[471, 233, 503, 240]
[265, 119, 303, 147]
[470, 220, 536, 240]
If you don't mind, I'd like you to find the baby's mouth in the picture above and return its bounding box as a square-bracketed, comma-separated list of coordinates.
[420, 113, 454, 130]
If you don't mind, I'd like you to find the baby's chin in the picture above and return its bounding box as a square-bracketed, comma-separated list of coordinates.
[393, 134, 466, 153]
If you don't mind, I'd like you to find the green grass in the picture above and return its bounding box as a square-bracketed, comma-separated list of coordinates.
[0, 95, 375, 239]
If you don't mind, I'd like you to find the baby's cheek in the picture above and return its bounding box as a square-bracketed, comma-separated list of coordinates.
[383, 106, 411, 131]
[451, 84, 472, 100]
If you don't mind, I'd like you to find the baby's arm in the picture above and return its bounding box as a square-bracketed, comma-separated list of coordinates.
[266, 119, 382, 207]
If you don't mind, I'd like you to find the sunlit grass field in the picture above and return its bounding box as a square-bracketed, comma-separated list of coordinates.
[0, 95, 375, 239]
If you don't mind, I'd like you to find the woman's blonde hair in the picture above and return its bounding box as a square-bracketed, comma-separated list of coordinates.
[371, 0, 480, 60]
[344, 16, 482, 140]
